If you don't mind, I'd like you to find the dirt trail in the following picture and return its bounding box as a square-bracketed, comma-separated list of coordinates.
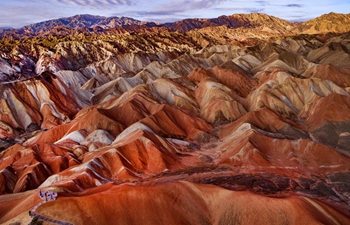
[29, 190, 74, 225]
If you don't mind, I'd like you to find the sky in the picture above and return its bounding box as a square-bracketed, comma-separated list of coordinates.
[0, 0, 349, 28]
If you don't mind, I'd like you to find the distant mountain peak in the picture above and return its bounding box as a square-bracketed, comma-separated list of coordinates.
[1, 12, 350, 38]
[300, 12, 350, 34]
[16, 14, 151, 35]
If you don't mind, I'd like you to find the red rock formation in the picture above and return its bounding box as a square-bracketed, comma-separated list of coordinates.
[3, 182, 350, 225]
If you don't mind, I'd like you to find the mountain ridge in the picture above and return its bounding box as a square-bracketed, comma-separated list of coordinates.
[1, 12, 350, 38]
[21, 14, 157, 33]
[164, 13, 294, 33]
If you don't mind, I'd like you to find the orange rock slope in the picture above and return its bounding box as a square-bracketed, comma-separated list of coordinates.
[1, 19, 350, 225]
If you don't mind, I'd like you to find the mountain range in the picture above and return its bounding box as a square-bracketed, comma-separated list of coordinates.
[1, 12, 350, 38]
[1, 12, 350, 225]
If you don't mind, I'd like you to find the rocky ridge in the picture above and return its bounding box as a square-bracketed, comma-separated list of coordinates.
[299, 12, 350, 34]
[1, 12, 350, 39]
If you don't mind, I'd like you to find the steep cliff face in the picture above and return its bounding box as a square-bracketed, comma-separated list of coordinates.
[1, 13, 350, 225]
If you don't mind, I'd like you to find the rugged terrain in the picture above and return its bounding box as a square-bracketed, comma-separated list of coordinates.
[1, 12, 350, 38]
[0, 13, 350, 225]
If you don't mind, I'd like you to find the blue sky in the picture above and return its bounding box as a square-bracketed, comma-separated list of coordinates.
[0, 0, 349, 28]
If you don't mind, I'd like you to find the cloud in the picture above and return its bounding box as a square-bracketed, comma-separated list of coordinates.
[285, 4, 303, 8]
[214, 7, 265, 13]
[255, 1, 269, 6]
[0, 0, 137, 27]
[118, 10, 191, 23]
[0, 4, 53, 27]
[126, 10, 177, 16]
[248, 8, 264, 13]
[118, 0, 230, 22]
[54, 0, 134, 7]
[156, 0, 229, 13]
